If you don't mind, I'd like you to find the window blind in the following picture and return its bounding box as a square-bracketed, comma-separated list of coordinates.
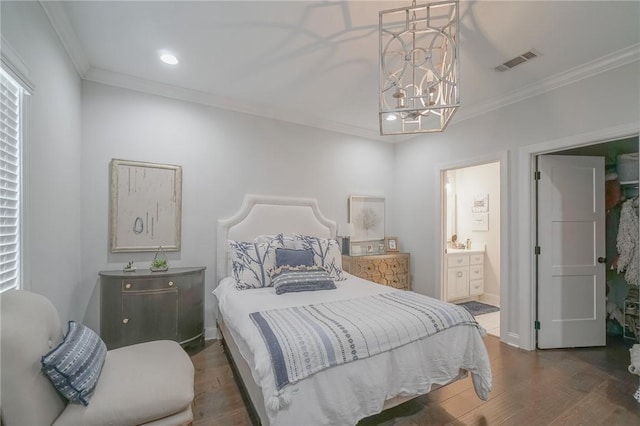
[0, 69, 21, 292]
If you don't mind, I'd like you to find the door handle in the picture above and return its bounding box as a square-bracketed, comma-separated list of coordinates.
[597, 257, 607, 264]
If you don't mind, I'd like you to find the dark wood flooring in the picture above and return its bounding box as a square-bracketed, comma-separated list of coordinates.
[186, 335, 640, 425]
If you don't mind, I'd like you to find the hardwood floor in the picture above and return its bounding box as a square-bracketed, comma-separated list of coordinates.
[187, 335, 640, 425]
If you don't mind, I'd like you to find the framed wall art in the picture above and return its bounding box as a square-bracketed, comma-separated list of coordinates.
[110, 159, 182, 252]
[348, 195, 385, 242]
[472, 193, 489, 213]
[471, 212, 489, 232]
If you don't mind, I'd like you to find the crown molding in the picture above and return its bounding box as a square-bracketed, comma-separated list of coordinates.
[83, 66, 393, 143]
[1, 35, 35, 93]
[86, 42, 638, 144]
[39, 0, 90, 77]
[455, 43, 640, 124]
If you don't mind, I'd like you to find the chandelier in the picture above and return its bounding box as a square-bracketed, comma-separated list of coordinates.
[379, 0, 459, 135]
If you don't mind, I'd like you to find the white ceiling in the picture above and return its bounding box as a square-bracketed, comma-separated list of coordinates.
[45, 1, 640, 142]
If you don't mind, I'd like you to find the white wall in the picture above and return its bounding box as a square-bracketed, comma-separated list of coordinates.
[80, 81, 395, 335]
[453, 162, 500, 301]
[1, 2, 83, 324]
[394, 60, 640, 348]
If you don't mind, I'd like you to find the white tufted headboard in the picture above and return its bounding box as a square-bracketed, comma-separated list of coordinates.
[216, 195, 337, 282]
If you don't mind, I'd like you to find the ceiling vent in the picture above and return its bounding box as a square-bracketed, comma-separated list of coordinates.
[494, 49, 541, 72]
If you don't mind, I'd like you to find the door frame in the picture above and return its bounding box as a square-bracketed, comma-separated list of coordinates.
[436, 150, 509, 341]
[517, 123, 639, 351]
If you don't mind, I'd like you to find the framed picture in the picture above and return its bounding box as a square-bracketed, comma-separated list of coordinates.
[349, 195, 385, 242]
[385, 237, 399, 252]
[471, 213, 489, 231]
[110, 159, 182, 252]
[472, 194, 489, 213]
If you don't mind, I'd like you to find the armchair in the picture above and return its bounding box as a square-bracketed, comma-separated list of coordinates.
[1, 290, 195, 426]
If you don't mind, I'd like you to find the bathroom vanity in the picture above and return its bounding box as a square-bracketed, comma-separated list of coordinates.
[445, 248, 485, 301]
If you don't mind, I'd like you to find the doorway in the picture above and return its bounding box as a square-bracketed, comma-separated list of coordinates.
[441, 160, 502, 338]
[535, 137, 639, 350]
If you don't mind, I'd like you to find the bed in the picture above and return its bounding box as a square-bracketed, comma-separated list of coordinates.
[214, 195, 492, 426]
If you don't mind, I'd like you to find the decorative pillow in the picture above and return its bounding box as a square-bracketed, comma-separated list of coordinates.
[229, 238, 284, 289]
[41, 321, 107, 406]
[294, 234, 346, 281]
[254, 234, 295, 249]
[275, 248, 314, 268]
[270, 265, 337, 295]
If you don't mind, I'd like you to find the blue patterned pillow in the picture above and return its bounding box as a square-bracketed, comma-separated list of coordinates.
[294, 234, 346, 281]
[270, 265, 337, 295]
[229, 237, 284, 289]
[41, 321, 107, 405]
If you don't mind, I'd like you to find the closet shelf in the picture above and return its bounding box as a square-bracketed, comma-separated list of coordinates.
[620, 180, 639, 186]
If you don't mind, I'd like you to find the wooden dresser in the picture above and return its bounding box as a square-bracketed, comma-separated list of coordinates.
[342, 253, 410, 290]
[99, 266, 205, 349]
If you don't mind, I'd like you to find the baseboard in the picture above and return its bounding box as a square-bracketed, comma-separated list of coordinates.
[205, 326, 220, 340]
[479, 293, 500, 307]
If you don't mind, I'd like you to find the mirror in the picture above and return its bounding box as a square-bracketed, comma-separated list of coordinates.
[445, 171, 457, 243]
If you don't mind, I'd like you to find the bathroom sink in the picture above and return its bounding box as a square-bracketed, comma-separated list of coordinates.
[446, 247, 485, 253]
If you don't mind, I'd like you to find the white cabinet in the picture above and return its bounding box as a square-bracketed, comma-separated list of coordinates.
[446, 250, 484, 301]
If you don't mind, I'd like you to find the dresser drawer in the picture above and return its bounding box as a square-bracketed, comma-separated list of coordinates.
[469, 265, 484, 280]
[342, 253, 410, 290]
[447, 254, 469, 268]
[121, 277, 177, 292]
[470, 253, 484, 265]
[470, 279, 484, 295]
[379, 274, 409, 290]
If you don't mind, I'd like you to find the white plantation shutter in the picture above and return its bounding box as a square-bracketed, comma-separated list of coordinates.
[0, 69, 22, 292]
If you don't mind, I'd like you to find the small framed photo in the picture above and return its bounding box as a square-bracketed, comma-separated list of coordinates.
[367, 244, 374, 254]
[385, 237, 399, 252]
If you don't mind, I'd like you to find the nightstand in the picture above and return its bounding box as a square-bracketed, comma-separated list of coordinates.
[99, 266, 205, 349]
[342, 253, 410, 290]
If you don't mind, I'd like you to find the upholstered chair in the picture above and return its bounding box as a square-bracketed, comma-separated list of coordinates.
[1, 290, 195, 425]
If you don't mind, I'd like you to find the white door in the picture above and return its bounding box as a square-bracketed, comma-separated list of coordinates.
[537, 155, 606, 349]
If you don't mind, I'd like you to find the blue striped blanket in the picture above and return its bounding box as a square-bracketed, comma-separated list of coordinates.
[250, 291, 480, 394]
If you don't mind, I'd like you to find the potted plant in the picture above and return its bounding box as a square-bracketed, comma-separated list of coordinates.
[150, 246, 169, 272]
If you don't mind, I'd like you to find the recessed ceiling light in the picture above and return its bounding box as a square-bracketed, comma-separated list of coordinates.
[160, 53, 178, 65]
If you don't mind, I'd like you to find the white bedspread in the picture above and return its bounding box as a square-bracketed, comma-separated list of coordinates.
[214, 273, 492, 426]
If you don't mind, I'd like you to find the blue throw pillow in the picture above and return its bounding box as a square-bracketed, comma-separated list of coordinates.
[41, 321, 107, 405]
[270, 265, 337, 295]
[275, 248, 314, 268]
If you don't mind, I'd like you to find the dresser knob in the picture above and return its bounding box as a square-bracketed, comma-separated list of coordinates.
[125, 283, 131, 289]
[168, 281, 174, 286]
[457, 271, 463, 278]
[122, 318, 129, 324]
[474, 269, 479, 273]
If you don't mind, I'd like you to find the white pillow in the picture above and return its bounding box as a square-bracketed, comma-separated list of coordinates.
[228, 238, 284, 289]
[254, 234, 296, 249]
[293, 234, 346, 281]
